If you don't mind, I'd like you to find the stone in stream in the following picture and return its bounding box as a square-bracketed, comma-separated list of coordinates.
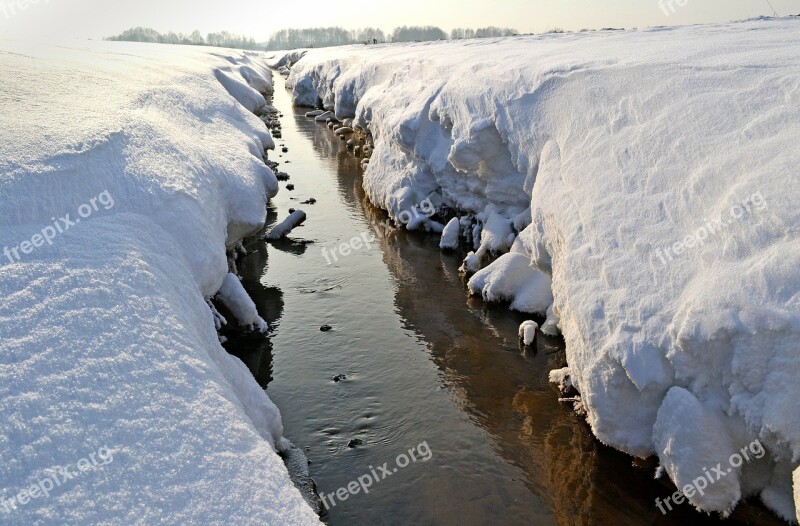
[347, 439, 364, 448]
[519, 320, 538, 346]
[264, 210, 306, 240]
[301, 198, 317, 205]
[276, 172, 290, 181]
[333, 374, 347, 382]
[320, 324, 333, 332]
[286, 184, 295, 191]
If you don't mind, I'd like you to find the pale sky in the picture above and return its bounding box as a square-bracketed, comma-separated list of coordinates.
[0, 0, 798, 41]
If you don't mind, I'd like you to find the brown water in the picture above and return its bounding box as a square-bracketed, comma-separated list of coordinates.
[228, 82, 782, 526]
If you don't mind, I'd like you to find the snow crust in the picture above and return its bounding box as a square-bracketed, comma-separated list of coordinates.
[0, 40, 319, 524]
[285, 18, 800, 521]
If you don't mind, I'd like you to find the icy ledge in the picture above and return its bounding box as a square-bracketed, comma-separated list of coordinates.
[284, 18, 800, 522]
[0, 41, 320, 524]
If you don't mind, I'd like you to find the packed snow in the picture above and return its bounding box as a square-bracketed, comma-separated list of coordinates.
[0, 40, 320, 524]
[284, 18, 800, 522]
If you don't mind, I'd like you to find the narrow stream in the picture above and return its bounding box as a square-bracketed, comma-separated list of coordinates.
[228, 81, 782, 526]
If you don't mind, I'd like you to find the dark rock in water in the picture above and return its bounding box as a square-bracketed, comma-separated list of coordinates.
[288, 208, 296, 214]
[276, 172, 290, 181]
[282, 147, 289, 153]
[285, 160, 291, 163]
[301, 198, 317, 205]
[333, 374, 347, 382]
[320, 324, 332, 332]
[347, 439, 364, 448]
[286, 184, 295, 191]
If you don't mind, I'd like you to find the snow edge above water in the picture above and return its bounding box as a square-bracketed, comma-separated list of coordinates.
[0, 41, 321, 525]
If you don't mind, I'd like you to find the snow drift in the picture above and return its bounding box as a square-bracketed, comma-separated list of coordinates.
[0, 40, 319, 524]
[285, 18, 800, 521]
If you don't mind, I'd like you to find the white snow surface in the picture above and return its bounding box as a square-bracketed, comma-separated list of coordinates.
[285, 18, 800, 521]
[0, 40, 320, 524]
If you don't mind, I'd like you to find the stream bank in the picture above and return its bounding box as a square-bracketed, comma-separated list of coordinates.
[226, 80, 783, 526]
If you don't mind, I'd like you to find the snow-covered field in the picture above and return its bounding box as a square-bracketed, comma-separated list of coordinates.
[284, 18, 800, 522]
[0, 40, 320, 524]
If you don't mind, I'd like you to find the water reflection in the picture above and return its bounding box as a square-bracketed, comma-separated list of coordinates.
[267, 237, 314, 257]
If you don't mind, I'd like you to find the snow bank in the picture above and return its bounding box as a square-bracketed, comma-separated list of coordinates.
[285, 18, 800, 521]
[0, 40, 319, 524]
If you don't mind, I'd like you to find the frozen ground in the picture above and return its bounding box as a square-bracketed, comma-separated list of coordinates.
[284, 18, 800, 522]
[0, 40, 320, 524]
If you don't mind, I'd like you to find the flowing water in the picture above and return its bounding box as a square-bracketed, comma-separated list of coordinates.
[227, 81, 782, 526]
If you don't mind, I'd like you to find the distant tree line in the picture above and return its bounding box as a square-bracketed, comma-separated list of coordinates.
[449, 27, 518, 39]
[106, 27, 260, 50]
[265, 27, 386, 50]
[390, 25, 447, 42]
[106, 25, 520, 51]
